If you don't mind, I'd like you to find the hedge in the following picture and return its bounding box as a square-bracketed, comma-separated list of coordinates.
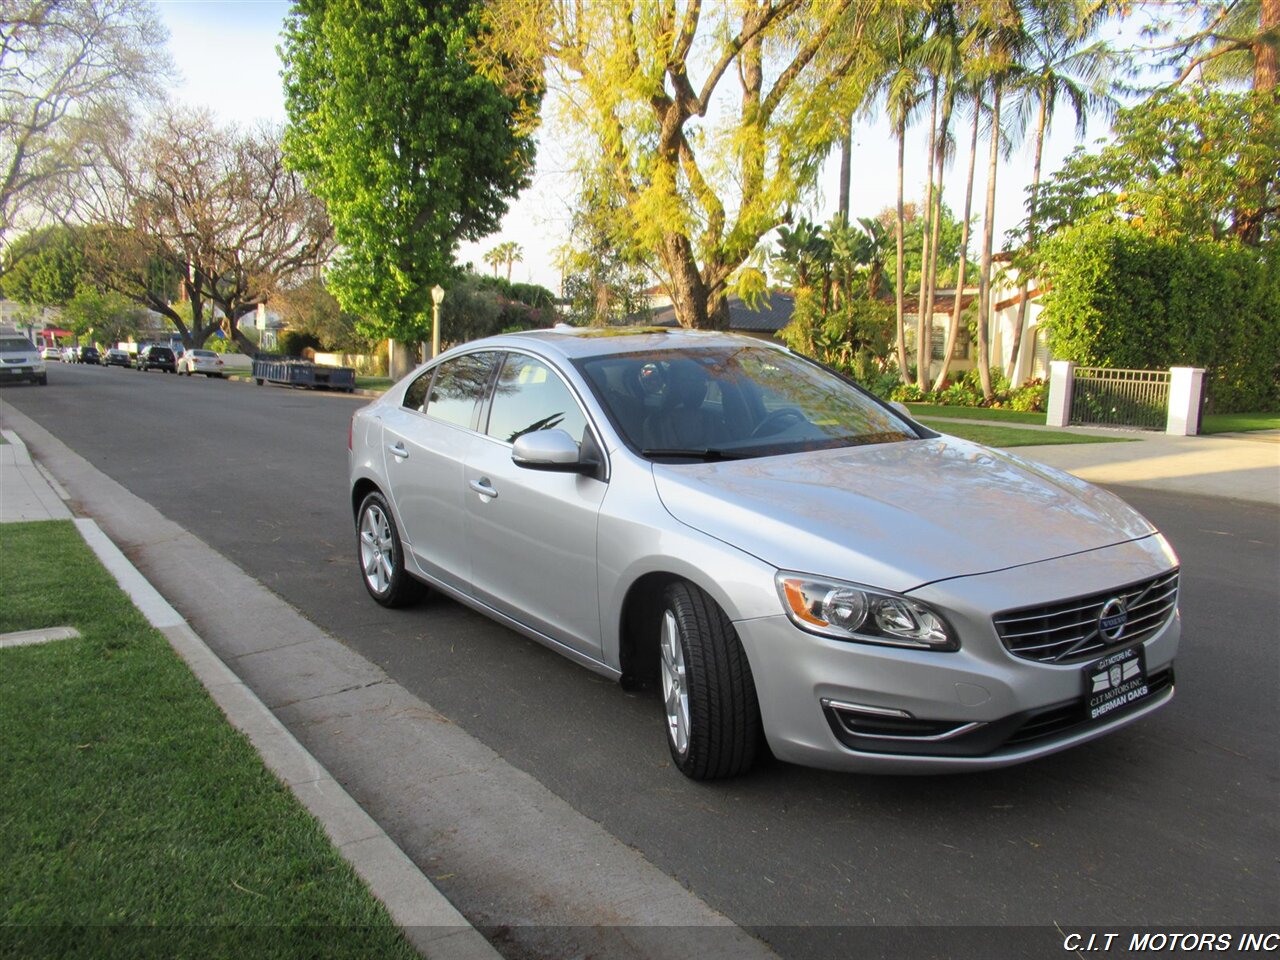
[1039, 222, 1279, 412]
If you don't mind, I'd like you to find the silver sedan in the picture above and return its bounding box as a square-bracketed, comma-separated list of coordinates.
[348, 329, 1179, 779]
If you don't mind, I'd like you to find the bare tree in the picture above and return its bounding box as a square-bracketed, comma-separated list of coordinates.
[0, 0, 167, 256]
[73, 107, 334, 351]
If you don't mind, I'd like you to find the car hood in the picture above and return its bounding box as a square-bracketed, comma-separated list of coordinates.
[651, 437, 1156, 593]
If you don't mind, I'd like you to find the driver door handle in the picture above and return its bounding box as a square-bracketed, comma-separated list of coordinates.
[388, 441, 409, 460]
[469, 478, 498, 499]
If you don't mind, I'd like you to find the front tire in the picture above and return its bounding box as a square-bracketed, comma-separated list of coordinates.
[356, 491, 423, 608]
[659, 582, 761, 780]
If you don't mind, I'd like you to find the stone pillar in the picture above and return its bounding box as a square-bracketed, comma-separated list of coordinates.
[387, 339, 416, 381]
[1166, 367, 1206, 436]
[1046, 359, 1075, 428]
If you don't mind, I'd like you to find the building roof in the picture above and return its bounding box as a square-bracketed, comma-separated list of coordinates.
[650, 290, 795, 333]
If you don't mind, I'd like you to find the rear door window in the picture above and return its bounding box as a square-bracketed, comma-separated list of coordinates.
[425, 352, 498, 430]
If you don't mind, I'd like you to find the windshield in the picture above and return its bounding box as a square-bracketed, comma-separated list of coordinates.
[575, 345, 919, 461]
[0, 337, 35, 352]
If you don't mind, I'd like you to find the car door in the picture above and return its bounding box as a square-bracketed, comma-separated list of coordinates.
[380, 351, 498, 593]
[464, 351, 607, 659]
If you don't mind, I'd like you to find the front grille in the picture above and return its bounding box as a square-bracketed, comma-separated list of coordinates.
[994, 569, 1179, 664]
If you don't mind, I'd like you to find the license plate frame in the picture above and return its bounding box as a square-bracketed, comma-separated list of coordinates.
[1083, 646, 1151, 722]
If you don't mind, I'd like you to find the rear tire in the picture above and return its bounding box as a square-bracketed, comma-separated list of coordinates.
[356, 491, 424, 608]
[659, 582, 761, 780]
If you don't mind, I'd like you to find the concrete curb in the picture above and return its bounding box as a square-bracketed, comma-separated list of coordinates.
[70, 515, 502, 960]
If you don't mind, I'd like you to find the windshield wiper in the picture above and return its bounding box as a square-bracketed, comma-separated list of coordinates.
[641, 447, 744, 461]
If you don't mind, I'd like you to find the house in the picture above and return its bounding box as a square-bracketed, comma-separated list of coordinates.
[987, 258, 1050, 384]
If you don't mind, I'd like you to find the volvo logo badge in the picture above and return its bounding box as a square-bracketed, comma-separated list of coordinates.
[1098, 598, 1128, 641]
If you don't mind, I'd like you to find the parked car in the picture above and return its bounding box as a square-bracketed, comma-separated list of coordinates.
[177, 348, 226, 378]
[136, 344, 176, 373]
[61, 346, 79, 363]
[104, 348, 132, 368]
[0, 334, 48, 385]
[347, 329, 1181, 780]
[40, 345, 60, 361]
[79, 345, 101, 365]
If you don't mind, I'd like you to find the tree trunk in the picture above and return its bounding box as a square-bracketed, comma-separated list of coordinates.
[915, 83, 938, 390]
[665, 233, 713, 328]
[1256, 0, 1278, 91]
[931, 103, 980, 393]
[1006, 92, 1047, 383]
[894, 115, 909, 383]
[921, 87, 953, 385]
[975, 83, 1002, 401]
[837, 113, 852, 221]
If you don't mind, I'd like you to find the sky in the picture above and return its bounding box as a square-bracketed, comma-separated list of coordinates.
[154, 1, 1150, 296]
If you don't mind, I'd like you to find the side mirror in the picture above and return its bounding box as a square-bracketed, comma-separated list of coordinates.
[512, 429, 592, 473]
[890, 401, 912, 418]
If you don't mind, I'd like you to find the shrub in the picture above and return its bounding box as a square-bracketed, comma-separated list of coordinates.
[1009, 378, 1048, 412]
[890, 383, 929, 403]
[278, 329, 322, 357]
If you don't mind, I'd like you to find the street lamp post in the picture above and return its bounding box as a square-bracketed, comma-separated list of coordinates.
[430, 284, 445, 358]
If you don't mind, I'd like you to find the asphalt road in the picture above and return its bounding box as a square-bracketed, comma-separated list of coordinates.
[5, 364, 1277, 952]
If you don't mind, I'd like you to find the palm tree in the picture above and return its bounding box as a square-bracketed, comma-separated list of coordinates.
[931, 83, 983, 392]
[869, 7, 929, 383]
[499, 242, 523, 282]
[1004, 0, 1114, 381]
[974, 1, 1025, 400]
[915, 2, 969, 389]
[483, 247, 503, 277]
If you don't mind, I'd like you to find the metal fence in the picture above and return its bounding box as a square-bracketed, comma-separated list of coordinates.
[1070, 367, 1171, 430]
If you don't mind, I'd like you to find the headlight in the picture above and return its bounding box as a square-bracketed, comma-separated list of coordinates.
[775, 572, 957, 651]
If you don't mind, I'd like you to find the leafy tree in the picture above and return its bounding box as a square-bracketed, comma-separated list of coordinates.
[558, 177, 653, 326]
[479, 2, 891, 329]
[773, 213, 897, 378]
[1030, 88, 1280, 245]
[0, 0, 167, 255]
[0, 226, 87, 304]
[281, 0, 540, 342]
[272, 274, 369, 352]
[72, 108, 332, 351]
[59, 287, 148, 345]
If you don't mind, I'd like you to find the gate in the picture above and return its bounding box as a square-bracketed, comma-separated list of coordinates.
[1069, 367, 1171, 430]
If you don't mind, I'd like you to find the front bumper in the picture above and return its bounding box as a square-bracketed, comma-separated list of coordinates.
[734, 536, 1180, 773]
[0, 363, 44, 382]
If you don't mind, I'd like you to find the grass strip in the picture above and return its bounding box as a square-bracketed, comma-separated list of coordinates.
[919, 419, 1135, 448]
[1200, 412, 1280, 434]
[905, 403, 1047, 424]
[0, 520, 419, 959]
[354, 376, 393, 392]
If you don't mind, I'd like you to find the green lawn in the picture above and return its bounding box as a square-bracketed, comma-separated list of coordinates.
[0, 521, 418, 959]
[905, 403, 1047, 425]
[355, 376, 393, 392]
[919, 419, 1135, 448]
[1201, 412, 1280, 434]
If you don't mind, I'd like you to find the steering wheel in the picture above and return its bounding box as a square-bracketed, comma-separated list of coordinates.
[751, 406, 807, 439]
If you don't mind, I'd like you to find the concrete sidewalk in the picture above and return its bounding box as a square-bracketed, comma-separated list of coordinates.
[922, 419, 1280, 507]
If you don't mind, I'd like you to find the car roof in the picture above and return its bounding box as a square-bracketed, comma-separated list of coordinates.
[463, 326, 786, 363]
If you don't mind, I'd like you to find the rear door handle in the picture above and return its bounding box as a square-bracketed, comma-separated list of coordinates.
[388, 441, 408, 460]
[469, 478, 498, 499]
